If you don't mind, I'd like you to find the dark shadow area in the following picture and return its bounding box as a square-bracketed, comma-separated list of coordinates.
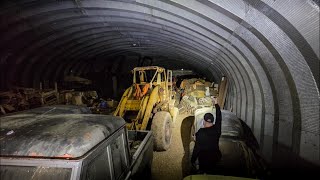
[180, 115, 194, 178]
[239, 119, 271, 179]
[213, 138, 254, 178]
[270, 143, 320, 179]
[239, 119, 260, 150]
[240, 119, 320, 179]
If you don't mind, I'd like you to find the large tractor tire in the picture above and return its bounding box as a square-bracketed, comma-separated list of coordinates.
[151, 111, 172, 151]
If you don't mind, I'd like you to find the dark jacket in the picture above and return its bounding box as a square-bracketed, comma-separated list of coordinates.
[191, 104, 222, 172]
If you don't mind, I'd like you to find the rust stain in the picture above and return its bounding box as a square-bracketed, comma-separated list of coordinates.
[29, 152, 39, 156]
[57, 153, 73, 158]
[84, 132, 92, 140]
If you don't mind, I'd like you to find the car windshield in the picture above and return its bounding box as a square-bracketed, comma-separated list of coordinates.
[0, 165, 72, 180]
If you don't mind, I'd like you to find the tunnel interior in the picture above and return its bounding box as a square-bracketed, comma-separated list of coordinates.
[0, 0, 319, 177]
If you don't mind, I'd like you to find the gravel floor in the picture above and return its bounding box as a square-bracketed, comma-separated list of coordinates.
[151, 113, 194, 180]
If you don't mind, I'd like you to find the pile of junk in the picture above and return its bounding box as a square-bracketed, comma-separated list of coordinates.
[177, 78, 219, 114]
[0, 76, 118, 115]
[59, 89, 118, 115]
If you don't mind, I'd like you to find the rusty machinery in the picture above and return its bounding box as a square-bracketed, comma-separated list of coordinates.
[114, 66, 178, 151]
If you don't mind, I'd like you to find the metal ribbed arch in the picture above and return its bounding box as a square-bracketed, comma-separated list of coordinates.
[169, 0, 292, 148]
[102, 1, 264, 136]
[245, 0, 319, 87]
[57, 43, 223, 82]
[0, 0, 319, 164]
[193, 0, 318, 160]
[56, 48, 218, 80]
[6, 11, 250, 102]
[11, 14, 224, 68]
[0, 0, 276, 163]
[13, 18, 228, 82]
[54, 32, 213, 60]
[12, 11, 254, 130]
[43, 24, 249, 109]
[47, 31, 216, 71]
[228, 21, 291, 155]
[224, 41, 265, 141]
[229, 31, 276, 139]
[73, 56, 186, 79]
[19, 26, 122, 63]
[74, 55, 215, 80]
[239, 17, 298, 149]
[60, 38, 248, 112]
[80, 52, 200, 76]
[217, 47, 254, 123]
[54, 44, 223, 76]
[77, 56, 196, 77]
[188, 0, 299, 155]
[56, 49, 208, 77]
[5, 4, 262, 126]
[18, 25, 123, 64]
[142, 0, 317, 162]
[161, 0, 276, 141]
[25, 36, 219, 85]
[67, 37, 218, 66]
[219, 33, 265, 130]
[2, 0, 264, 143]
[4, 5, 240, 67]
[45, 34, 216, 65]
[28, 28, 225, 85]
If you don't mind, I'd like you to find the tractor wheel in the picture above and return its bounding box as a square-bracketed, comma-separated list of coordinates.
[151, 111, 172, 151]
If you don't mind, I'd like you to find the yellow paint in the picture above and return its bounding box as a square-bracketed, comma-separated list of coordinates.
[114, 66, 175, 131]
[141, 86, 159, 130]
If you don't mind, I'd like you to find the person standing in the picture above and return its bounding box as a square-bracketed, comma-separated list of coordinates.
[191, 97, 222, 174]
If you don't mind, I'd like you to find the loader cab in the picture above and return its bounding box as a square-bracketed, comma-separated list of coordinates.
[132, 66, 166, 86]
[132, 66, 172, 101]
[134, 70, 148, 84]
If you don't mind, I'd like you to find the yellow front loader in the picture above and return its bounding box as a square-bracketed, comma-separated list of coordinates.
[114, 66, 177, 151]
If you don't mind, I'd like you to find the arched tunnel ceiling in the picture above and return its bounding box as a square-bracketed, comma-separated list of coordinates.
[0, 0, 319, 164]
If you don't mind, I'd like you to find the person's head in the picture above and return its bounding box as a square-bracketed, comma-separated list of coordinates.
[203, 113, 214, 128]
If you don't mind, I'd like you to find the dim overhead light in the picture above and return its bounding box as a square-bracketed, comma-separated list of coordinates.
[132, 43, 137, 46]
[181, 68, 184, 70]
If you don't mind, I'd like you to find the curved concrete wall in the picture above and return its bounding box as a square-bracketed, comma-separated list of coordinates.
[0, 0, 319, 166]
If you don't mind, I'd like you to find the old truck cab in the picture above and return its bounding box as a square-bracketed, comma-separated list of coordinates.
[0, 107, 153, 180]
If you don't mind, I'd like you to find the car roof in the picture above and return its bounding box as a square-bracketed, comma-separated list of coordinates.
[1, 105, 92, 116]
[183, 175, 256, 180]
[0, 112, 125, 159]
